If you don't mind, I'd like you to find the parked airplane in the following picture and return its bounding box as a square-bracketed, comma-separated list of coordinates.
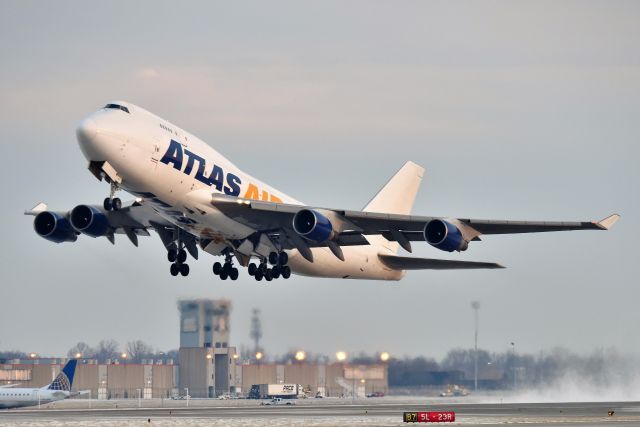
[25, 101, 619, 281]
[0, 360, 77, 409]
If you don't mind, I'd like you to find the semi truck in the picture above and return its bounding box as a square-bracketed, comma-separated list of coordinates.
[247, 383, 303, 399]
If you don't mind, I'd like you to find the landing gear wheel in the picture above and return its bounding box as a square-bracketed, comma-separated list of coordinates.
[268, 252, 279, 265]
[180, 263, 190, 276]
[248, 263, 258, 276]
[170, 263, 179, 276]
[213, 262, 222, 275]
[111, 197, 122, 211]
[265, 269, 273, 281]
[230, 268, 239, 281]
[255, 272, 263, 281]
[168, 249, 178, 263]
[178, 249, 187, 263]
[271, 267, 281, 279]
[103, 197, 113, 211]
[282, 266, 291, 279]
[220, 270, 229, 280]
[279, 252, 288, 265]
[259, 263, 268, 275]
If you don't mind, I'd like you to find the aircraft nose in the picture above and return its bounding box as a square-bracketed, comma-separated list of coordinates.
[76, 117, 97, 142]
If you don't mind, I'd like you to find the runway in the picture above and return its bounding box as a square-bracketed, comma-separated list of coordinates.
[1, 399, 640, 426]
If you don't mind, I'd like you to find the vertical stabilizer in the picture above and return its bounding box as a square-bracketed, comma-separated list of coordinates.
[46, 360, 77, 391]
[363, 161, 425, 253]
[363, 161, 424, 215]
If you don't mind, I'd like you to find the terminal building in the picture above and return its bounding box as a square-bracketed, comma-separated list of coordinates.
[0, 298, 388, 399]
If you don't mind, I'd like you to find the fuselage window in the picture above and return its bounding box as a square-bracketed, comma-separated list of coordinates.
[104, 104, 130, 114]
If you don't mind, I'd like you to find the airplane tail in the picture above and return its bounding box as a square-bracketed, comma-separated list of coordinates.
[46, 359, 77, 391]
[363, 161, 425, 253]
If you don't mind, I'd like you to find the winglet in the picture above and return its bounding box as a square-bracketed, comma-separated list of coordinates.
[24, 202, 48, 216]
[595, 214, 620, 230]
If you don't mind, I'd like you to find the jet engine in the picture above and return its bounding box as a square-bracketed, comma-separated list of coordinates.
[292, 209, 335, 243]
[33, 211, 77, 243]
[424, 219, 468, 252]
[70, 205, 110, 237]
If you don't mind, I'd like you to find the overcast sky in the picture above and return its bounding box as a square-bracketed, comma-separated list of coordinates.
[0, 1, 638, 361]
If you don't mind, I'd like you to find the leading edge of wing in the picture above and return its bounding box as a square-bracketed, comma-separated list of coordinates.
[379, 254, 505, 270]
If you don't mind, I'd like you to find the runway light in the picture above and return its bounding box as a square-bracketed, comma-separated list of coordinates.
[29, 353, 36, 359]
[336, 351, 347, 362]
[255, 352, 263, 360]
[380, 352, 390, 362]
[75, 352, 82, 359]
[121, 353, 128, 359]
[295, 351, 306, 361]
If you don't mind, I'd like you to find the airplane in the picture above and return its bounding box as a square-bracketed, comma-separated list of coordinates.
[25, 101, 619, 281]
[0, 359, 77, 409]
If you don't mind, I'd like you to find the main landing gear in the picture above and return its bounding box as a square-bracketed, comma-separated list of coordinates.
[213, 253, 239, 281]
[103, 181, 122, 211]
[248, 251, 291, 282]
[168, 247, 190, 277]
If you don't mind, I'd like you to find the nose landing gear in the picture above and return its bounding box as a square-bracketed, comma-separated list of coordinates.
[103, 181, 122, 211]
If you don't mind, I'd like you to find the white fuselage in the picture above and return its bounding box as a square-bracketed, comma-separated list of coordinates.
[0, 388, 69, 409]
[76, 102, 403, 280]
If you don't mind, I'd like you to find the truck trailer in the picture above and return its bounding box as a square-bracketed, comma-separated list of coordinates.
[248, 384, 303, 399]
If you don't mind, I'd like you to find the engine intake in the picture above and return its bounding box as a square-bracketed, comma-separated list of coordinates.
[424, 219, 468, 252]
[292, 209, 334, 243]
[33, 211, 77, 243]
[70, 205, 110, 237]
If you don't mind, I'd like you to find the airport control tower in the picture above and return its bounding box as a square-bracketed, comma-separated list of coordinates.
[178, 299, 238, 398]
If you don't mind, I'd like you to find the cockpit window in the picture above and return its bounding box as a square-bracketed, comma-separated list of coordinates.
[104, 103, 130, 114]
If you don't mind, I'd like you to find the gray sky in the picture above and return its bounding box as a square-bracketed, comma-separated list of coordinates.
[0, 1, 638, 360]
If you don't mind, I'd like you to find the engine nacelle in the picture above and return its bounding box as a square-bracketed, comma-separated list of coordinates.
[70, 205, 110, 237]
[292, 209, 334, 243]
[33, 211, 77, 243]
[424, 219, 468, 252]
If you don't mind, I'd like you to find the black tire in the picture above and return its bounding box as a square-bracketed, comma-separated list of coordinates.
[255, 272, 263, 281]
[213, 262, 222, 275]
[112, 197, 122, 211]
[178, 249, 187, 263]
[180, 263, 190, 276]
[222, 263, 232, 275]
[168, 250, 177, 263]
[282, 266, 291, 279]
[230, 268, 239, 281]
[170, 263, 179, 276]
[268, 252, 278, 265]
[103, 198, 113, 211]
[265, 269, 273, 281]
[271, 266, 281, 279]
[248, 263, 257, 276]
[220, 271, 228, 280]
[259, 263, 268, 275]
[279, 251, 288, 265]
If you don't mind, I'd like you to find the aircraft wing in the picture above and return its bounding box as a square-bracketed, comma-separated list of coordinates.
[24, 200, 174, 247]
[202, 193, 618, 262]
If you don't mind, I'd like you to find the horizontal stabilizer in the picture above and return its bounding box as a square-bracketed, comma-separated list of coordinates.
[595, 213, 620, 230]
[379, 254, 504, 270]
[24, 202, 48, 216]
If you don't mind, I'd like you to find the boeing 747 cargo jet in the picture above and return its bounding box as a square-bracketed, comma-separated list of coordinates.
[25, 101, 619, 281]
[0, 360, 77, 409]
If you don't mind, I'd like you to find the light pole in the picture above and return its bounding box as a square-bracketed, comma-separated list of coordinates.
[137, 388, 141, 408]
[184, 387, 189, 407]
[472, 301, 480, 392]
[510, 342, 516, 389]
